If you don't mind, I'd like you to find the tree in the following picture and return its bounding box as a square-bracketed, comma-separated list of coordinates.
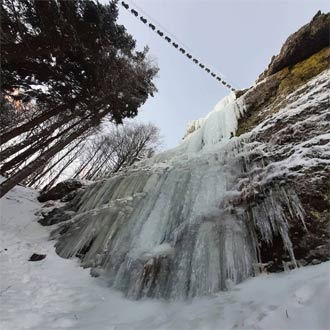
[73, 122, 161, 181]
[0, 0, 158, 197]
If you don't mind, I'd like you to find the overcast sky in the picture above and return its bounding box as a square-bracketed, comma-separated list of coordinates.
[104, 0, 329, 148]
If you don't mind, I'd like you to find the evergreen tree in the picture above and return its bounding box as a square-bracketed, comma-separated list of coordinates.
[0, 0, 159, 197]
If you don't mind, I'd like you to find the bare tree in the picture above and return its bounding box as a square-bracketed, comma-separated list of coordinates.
[74, 122, 161, 181]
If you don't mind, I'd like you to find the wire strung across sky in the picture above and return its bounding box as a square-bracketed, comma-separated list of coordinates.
[121, 1, 236, 92]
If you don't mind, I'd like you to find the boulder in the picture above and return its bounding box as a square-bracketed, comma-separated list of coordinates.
[38, 179, 82, 202]
[29, 253, 46, 261]
[60, 189, 80, 202]
[38, 207, 74, 226]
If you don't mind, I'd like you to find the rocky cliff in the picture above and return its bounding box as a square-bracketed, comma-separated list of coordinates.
[258, 11, 329, 80]
[234, 11, 330, 271]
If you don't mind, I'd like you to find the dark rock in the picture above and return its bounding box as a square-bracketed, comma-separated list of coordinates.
[60, 190, 79, 202]
[297, 259, 308, 267]
[38, 179, 83, 202]
[29, 253, 46, 261]
[42, 200, 56, 208]
[306, 244, 330, 262]
[311, 259, 321, 265]
[38, 207, 73, 226]
[259, 11, 330, 80]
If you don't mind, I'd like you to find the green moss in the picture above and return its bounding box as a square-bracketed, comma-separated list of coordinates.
[237, 47, 330, 136]
[236, 112, 261, 137]
[278, 47, 330, 95]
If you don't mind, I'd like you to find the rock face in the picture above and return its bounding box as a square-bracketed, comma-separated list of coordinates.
[258, 11, 330, 81]
[234, 12, 330, 271]
[38, 179, 83, 202]
[240, 72, 330, 271]
[237, 47, 330, 136]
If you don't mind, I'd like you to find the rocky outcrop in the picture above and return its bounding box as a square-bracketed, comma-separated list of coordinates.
[237, 9, 330, 137]
[38, 207, 75, 226]
[241, 71, 330, 271]
[258, 11, 329, 81]
[38, 179, 83, 202]
[233, 11, 330, 271]
[37, 181, 87, 226]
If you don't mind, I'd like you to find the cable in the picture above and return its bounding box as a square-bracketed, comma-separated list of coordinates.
[120, 1, 236, 91]
[129, 0, 230, 83]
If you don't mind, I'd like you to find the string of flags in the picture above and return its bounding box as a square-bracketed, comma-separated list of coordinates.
[121, 1, 236, 91]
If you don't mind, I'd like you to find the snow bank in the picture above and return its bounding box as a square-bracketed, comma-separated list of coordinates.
[1, 169, 329, 330]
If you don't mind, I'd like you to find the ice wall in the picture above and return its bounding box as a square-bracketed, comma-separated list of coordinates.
[54, 91, 306, 300]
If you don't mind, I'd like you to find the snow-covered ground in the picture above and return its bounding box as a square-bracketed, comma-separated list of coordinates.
[0, 181, 329, 330]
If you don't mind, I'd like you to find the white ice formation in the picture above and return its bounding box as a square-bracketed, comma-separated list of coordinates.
[55, 70, 330, 300]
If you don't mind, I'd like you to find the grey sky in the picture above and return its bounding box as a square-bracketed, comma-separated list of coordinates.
[106, 0, 329, 148]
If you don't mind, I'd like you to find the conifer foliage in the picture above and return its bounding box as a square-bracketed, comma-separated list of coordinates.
[0, 0, 158, 197]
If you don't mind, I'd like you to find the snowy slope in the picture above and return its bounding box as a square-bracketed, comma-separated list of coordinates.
[0, 180, 329, 330]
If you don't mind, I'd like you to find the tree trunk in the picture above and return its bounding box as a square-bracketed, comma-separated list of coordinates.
[82, 154, 103, 180]
[28, 139, 84, 187]
[73, 144, 103, 179]
[24, 161, 50, 187]
[0, 115, 90, 174]
[43, 142, 85, 190]
[0, 106, 63, 146]
[0, 96, 103, 146]
[0, 112, 78, 161]
[86, 153, 112, 180]
[0, 112, 104, 198]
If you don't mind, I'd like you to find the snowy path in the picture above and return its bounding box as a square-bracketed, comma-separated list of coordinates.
[0, 182, 329, 330]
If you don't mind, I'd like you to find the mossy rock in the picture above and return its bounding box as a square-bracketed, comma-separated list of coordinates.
[278, 47, 330, 95]
[237, 47, 330, 136]
[259, 11, 330, 80]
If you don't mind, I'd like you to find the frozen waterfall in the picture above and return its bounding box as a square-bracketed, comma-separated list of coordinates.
[54, 91, 305, 300]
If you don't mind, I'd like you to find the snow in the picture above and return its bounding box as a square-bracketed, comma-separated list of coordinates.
[0, 181, 329, 329]
[249, 70, 330, 186]
[1, 68, 329, 328]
